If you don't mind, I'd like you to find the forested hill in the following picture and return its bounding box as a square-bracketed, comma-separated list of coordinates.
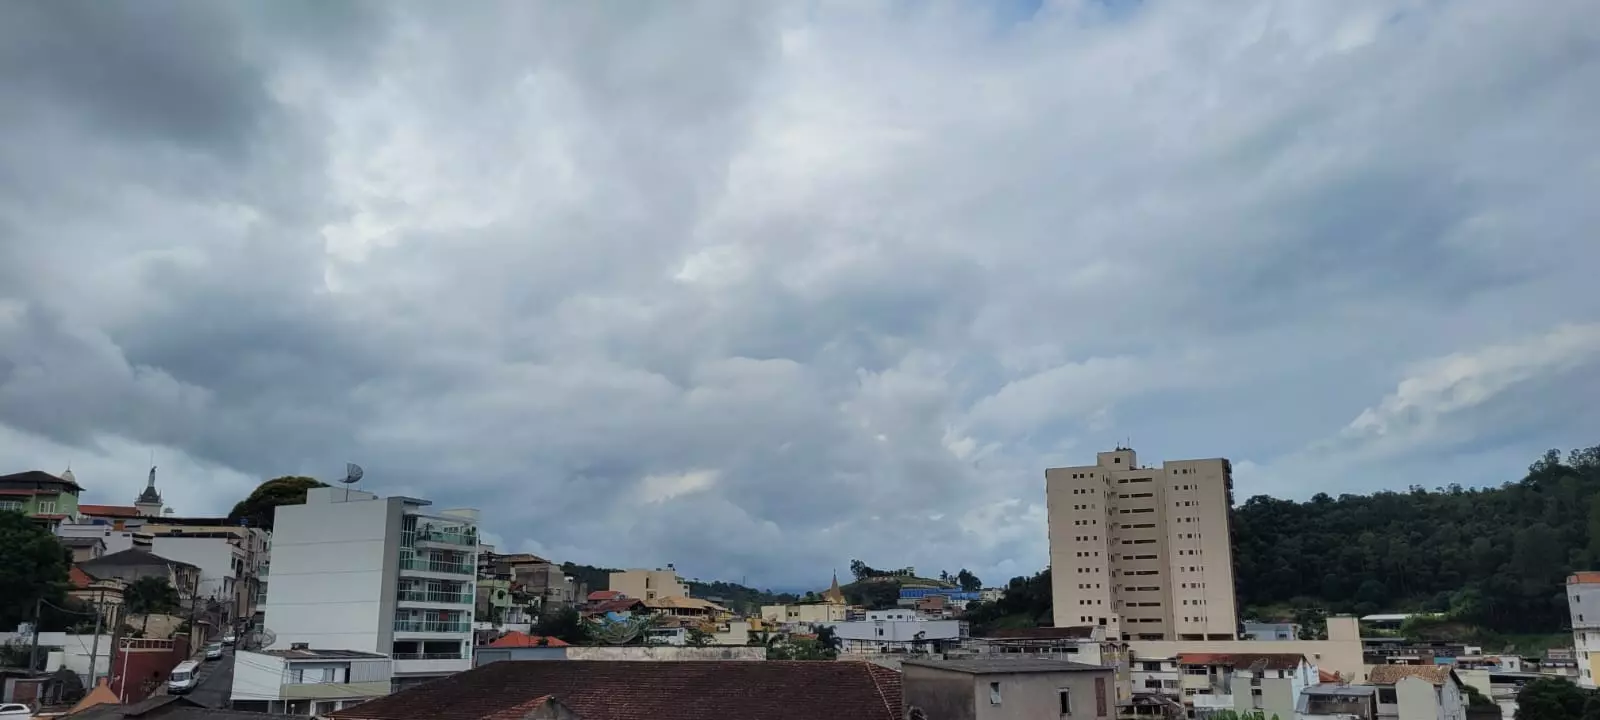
[560, 562, 797, 614]
[1233, 445, 1600, 633]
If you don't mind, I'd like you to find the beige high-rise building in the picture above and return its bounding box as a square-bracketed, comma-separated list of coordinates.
[1046, 448, 1237, 641]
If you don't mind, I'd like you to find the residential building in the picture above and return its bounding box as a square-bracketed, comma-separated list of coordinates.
[970, 626, 1110, 666]
[642, 595, 733, 622]
[1568, 571, 1600, 687]
[760, 601, 849, 626]
[57, 523, 140, 554]
[1241, 621, 1300, 641]
[1366, 665, 1468, 720]
[510, 559, 584, 611]
[67, 567, 126, 628]
[901, 657, 1117, 720]
[1175, 652, 1317, 719]
[64, 694, 276, 720]
[821, 615, 968, 654]
[0, 469, 83, 527]
[61, 535, 107, 562]
[474, 643, 766, 665]
[261, 487, 479, 688]
[1298, 684, 1380, 720]
[76, 546, 201, 603]
[325, 659, 901, 720]
[229, 646, 392, 716]
[608, 567, 688, 601]
[140, 515, 271, 624]
[1045, 448, 1238, 641]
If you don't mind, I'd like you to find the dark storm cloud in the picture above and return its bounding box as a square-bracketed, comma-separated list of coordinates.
[2, 0, 1598, 587]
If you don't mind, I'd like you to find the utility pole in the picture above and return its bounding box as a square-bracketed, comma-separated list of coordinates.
[27, 597, 42, 673]
[87, 589, 105, 686]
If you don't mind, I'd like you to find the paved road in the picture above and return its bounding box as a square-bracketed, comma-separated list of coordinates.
[184, 647, 235, 709]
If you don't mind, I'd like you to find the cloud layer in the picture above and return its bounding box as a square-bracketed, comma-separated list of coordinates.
[3, 0, 1598, 588]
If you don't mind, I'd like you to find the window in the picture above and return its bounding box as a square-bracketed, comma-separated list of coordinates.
[0, 501, 20, 512]
[1057, 688, 1072, 715]
[990, 682, 1003, 705]
[1378, 688, 1397, 704]
[37, 501, 56, 514]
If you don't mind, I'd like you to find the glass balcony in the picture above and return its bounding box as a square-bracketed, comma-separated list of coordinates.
[398, 557, 473, 576]
[415, 528, 477, 547]
[393, 619, 470, 633]
[396, 589, 472, 605]
[391, 651, 466, 660]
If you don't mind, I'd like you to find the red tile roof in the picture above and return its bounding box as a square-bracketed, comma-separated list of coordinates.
[587, 590, 622, 602]
[70, 567, 95, 589]
[486, 631, 570, 648]
[328, 660, 902, 720]
[583, 598, 646, 616]
[1178, 653, 1308, 671]
[79, 504, 143, 517]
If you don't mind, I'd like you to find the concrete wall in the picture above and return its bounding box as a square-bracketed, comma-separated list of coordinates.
[609, 570, 687, 601]
[264, 491, 399, 654]
[231, 650, 287, 702]
[972, 669, 1115, 720]
[150, 537, 236, 608]
[902, 665, 978, 720]
[1396, 676, 1439, 720]
[760, 603, 847, 625]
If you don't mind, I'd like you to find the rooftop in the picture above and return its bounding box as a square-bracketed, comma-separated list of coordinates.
[1366, 664, 1457, 686]
[0, 469, 85, 492]
[486, 631, 571, 648]
[64, 693, 279, 719]
[978, 626, 1096, 641]
[1178, 653, 1308, 671]
[78, 504, 144, 517]
[326, 660, 902, 720]
[60, 535, 107, 548]
[1303, 684, 1378, 697]
[78, 547, 198, 571]
[256, 648, 389, 660]
[902, 658, 1111, 675]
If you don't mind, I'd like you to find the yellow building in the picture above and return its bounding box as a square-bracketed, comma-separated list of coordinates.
[609, 568, 688, 601]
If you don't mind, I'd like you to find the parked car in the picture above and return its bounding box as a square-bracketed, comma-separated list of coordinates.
[205, 642, 224, 660]
[167, 660, 200, 694]
[221, 632, 237, 646]
[0, 703, 34, 718]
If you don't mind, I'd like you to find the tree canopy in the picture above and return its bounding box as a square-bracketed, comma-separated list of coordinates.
[0, 510, 71, 631]
[1235, 445, 1600, 633]
[227, 476, 328, 530]
[1514, 677, 1591, 720]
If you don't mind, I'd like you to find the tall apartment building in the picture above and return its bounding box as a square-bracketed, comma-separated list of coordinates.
[1568, 572, 1600, 687]
[262, 487, 478, 689]
[1046, 448, 1237, 641]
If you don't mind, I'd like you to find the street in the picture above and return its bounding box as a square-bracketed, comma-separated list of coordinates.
[178, 647, 235, 709]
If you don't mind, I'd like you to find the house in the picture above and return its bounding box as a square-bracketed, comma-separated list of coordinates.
[901, 657, 1116, 720]
[485, 631, 569, 649]
[970, 626, 1108, 665]
[229, 646, 392, 716]
[820, 615, 968, 654]
[585, 590, 622, 604]
[581, 597, 646, 619]
[262, 487, 479, 689]
[62, 535, 108, 562]
[1366, 665, 1468, 720]
[1297, 684, 1380, 719]
[76, 546, 202, 602]
[63, 691, 280, 719]
[325, 659, 902, 720]
[760, 602, 849, 627]
[67, 567, 126, 626]
[1241, 621, 1301, 641]
[607, 568, 688, 601]
[0, 469, 83, 527]
[1175, 652, 1317, 720]
[642, 596, 732, 621]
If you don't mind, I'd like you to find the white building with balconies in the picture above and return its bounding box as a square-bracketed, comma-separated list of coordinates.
[260, 487, 478, 690]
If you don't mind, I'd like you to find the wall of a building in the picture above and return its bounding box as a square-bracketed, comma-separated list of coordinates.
[760, 603, 847, 625]
[971, 670, 1114, 720]
[902, 665, 978, 720]
[149, 537, 236, 609]
[608, 570, 687, 601]
[1396, 677, 1440, 720]
[263, 490, 399, 654]
[230, 650, 288, 703]
[1568, 580, 1600, 687]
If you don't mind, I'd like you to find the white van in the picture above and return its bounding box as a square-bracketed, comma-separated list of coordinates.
[167, 660, 200, 694]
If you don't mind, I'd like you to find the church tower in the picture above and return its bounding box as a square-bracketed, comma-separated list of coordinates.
[134, 466, 163, 517]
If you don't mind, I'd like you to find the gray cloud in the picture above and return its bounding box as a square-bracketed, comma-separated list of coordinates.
[2, 0, 1597, 588]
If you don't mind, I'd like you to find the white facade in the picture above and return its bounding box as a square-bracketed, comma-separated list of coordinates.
[230, 649, 392, 716]
[150, 536, 240, 610]
[56, 524, 138, 554]
[1569, 573, 1600, 688]
[262, 488, 478, 682]
[821, 618, 967, 654]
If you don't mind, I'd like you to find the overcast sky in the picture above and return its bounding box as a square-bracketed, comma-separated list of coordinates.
[2, 0, 1597, 590]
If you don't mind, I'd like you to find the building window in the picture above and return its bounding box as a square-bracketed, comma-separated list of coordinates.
[0, 501, 20, 512]
[37, 501, 57, 514]
[990, 682, 1003, 705]
[1378, 688, 1397, 704]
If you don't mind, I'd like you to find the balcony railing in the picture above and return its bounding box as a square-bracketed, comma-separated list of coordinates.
[391, 652, 466, 660]
[396, 589, 472, 605]
[398, 557, 473, 575]
[416, 529, 477, 547]
[393, 619, 470, 633]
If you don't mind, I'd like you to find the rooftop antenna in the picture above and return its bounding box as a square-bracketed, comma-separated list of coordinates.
[340, 462, 364, 501]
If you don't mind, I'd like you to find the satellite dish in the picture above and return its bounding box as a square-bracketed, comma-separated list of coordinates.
[342, 463, 364, 485]
[244, 627, 277, 650]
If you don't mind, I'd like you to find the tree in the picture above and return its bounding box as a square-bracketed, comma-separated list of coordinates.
[814, 625, 841, 656]
[768, 636, 833, 660]
[685, 627, 714, 647]
[534, 607, 590, 646]
[1515, 677, 1588, 720]
[1582, 692, 1600, 720]
[124, 576, 180, 636]
[955, 569, 982, 592]
[228, 476, 329, 530]
[1464, 685, 1496, 708]
[0, 511, 71, 631]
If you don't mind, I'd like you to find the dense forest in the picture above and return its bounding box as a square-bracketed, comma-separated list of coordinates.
[966, 445, 1600, 636]
[1233, 445, 1600, 633]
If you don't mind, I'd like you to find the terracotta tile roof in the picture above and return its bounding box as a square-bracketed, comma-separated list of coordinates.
[486, 631, 570, 648]
[583, 598, 646, 616]
[1319, 668, 1342, 683]
[979, 626, 1096, 640]
[79, 504, 144, 517]
[643, 596, 731, 613]
[1571, 572, 1600, 585]
[70, 566, 96, 588]
[1366, 664, 1457, 686]
[1178, 653, 1308, 670]
[327, 660, 902, 720]
[588, 590, 622, 602]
